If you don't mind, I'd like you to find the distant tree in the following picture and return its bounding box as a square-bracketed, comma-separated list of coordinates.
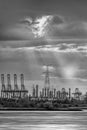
[43, 102, 53, 109]
[36, 102, 44, 108]
[54, 102, 63, 108]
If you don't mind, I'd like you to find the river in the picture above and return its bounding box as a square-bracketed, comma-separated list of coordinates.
[0, 111, 87, 130]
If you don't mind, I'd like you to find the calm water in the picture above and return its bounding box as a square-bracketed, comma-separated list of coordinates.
[0, 111, 87, 130]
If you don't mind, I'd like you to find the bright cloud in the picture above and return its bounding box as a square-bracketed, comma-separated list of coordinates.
[31, 15, 52, 38]
[21, 15, 64, 38]
[63, 66, 78, 79]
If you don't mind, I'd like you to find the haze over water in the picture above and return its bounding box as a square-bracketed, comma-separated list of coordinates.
[0, 111, 87, 130]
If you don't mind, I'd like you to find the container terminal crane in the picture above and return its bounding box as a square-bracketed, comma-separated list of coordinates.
[1, 74, 28, 99]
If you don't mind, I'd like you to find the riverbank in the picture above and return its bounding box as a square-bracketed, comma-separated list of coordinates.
[0, 107, 82, 111]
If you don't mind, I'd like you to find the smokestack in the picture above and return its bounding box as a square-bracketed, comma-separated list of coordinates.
[20, 74, 25, 90]
[69, 88, 71, 100]
[1, 74, 5, 90]
[32, 85, 35, 98]
[36, 84, 39, 98]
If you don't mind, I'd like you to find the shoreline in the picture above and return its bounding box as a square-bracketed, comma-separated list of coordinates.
[0, 107, 82, 111]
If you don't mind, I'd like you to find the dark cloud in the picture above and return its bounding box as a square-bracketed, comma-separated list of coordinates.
[51, 15, 64, 25]
[48, 21, 87, 39]
[0, 0, 87, 40]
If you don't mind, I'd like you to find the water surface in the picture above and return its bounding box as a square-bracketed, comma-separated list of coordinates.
[0, 111, 87, 130]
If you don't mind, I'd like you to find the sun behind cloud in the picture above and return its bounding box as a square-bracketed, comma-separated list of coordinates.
[63, 65, 78, 79]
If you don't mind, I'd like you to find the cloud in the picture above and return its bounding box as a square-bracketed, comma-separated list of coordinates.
[20, 17, 33, 25]
[0, 43, 87, 83]
[19, 14, 87, 41]
[50, 21, 87, 39]
[31, 15, 52, 38]
[1, 14, 87, 42]
[1, 40, 87, 54]
[3, 24, 34, 40]
[21, 15, 64, 38]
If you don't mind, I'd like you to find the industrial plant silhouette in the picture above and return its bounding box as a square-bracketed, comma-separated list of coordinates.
[0, 66, 84, 101]
[1, 74, 28, 99]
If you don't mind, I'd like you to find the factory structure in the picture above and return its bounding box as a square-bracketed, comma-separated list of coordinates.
[1, 74, 28, 99]
[31, 66, 83, 101]
[0, 66, 85, 101]
[31, 81, 83, 101]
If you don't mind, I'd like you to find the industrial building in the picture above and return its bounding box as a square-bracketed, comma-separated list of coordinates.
[1, 74, 28, 99]
[31, 66, 71, 100]
[31, 66, 83, 101]
[72, 88, 82, 100]
[0, 66, 84, 101]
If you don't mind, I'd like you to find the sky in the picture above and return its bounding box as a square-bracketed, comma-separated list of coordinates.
[0, 0, 87, 94]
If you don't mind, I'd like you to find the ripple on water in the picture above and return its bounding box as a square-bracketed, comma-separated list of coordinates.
[0, 124, 87, 130]
[0, 111, 87, 130]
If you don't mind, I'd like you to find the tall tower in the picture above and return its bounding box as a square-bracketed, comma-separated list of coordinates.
[32, 85, 35, 98]
[44, 66, 50, 89]
[69, 88, 71, 100]
[20, 74, 25, 90]
[14, 74, 18, 90]
[43, 66, 50, 97]
[7, 74, 11, 90]
[36, 84, 38, 98]
[56, 91, 61, 99]
[1, 74, 5, 91]
[53, 88, 56, 98]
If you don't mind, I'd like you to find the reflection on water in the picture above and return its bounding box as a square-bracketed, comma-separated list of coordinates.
[0, 124, 83, 130]
[0, 111, 87, 130]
